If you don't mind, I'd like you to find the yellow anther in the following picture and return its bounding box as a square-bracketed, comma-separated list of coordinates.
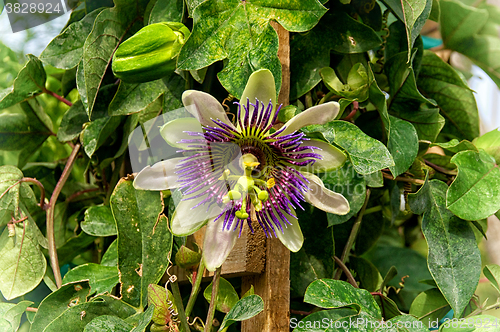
[267, 178, 276, 189]
[244, 161, 260, 168]
[218, 169, 230, 180]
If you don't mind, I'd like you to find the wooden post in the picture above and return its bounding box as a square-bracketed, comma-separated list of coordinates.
[241, 21, 291, 332]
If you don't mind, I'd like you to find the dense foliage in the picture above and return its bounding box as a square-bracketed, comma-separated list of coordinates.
[1, 0, 500, 331]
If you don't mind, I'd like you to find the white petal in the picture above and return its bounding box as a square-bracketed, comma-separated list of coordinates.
[171, 195, 226, 236]
[294, 139, 346, 173]
[303, 172, 350, 215]
[133, 158, 183, 190]
[182, 90, 235, 129]
[281, 101, 340, 136]
[202, 216, 239, 271]
[239, 69, 277, 126]
[274, 208, 304, 252]
[159, 117, 205, 149]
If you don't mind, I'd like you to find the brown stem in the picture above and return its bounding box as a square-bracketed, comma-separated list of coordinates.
[341, 101, 359, 121]
[43, 88, 73, 107]
[46, 143, 81, 288]
[65, 188, 100, 203]
[204, 267, 221, 332]
[334, 189, 371, 280]
[26, 307, 38, 313]
[333, 256, 358, 288]
[382, 172, 425, 185]
[423, 159, 457, 175]
[22, 178, 46, 209]
[291, 309, 313, 316]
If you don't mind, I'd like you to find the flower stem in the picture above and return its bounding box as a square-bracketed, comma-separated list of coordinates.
[46, 143, 81, 288]
[334, 189, 371, 280]
[204, 267, 221, 332]
[170, 279, 190, 332]
[185, 260, 206, 318]
[43, 88, 73, 107]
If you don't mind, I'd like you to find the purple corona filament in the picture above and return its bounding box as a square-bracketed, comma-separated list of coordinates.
[175, 99, 322, 237]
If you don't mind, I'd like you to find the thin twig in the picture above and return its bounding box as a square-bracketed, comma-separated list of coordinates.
[22, 178, 46, 210]
[26, 307, 38, 312]
[382, 172, 425, 185]
[43, 88, 73, 107]
[46, 143, 81, 288]
[423, 159, 457, 175]
[333, 256, 358, 288]
[65, 188, 100, 203]
[185, 260, 206, 318]
[204, 267, 221, 332]
[334, 189, 371, 280]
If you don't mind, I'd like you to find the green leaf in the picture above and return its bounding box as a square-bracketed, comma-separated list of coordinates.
[81, 205, 117, 237]
[130, 305, 154, 332]
[0, 301, 33, 332]
[304, 279, 382, 319]
[447, 150, 500, 220]
[410, 288, 450, 328]
[30, 282, 90, 331]
[178, 0, 329, 97]
[218, 295, 264, 331]
[81, 115, 123, 157]
[0, 165, 37, 227]
[148, 0, 183, 23]
[204, 277, 240, 313]
[388, 115, 419, 177]
[381, 0, 427, 60]
[110, 178, 172, 309]
[408, 179, 481, 317]
[57, 100, 88, 142]
[364, 171, 384, 188]
[84, 315, 132, 332]
[57, 232, 97, 266]
[40, 294, 137, 332]
[431, 139, 477, 154]
[108, 80, 165, 116]
[350, 257, 383, 292]
[148, 284, 176, 326]
[483, 264, 500, 293]
[386, 51, 434, 107]
[392, 103, 445, 142]
[101, 239, 118, 267]
[364, 246, 432, 311]
[290, 12, 382, 99]
[473, 128, 500, 164]
[0, 107, 52, 153]
[63, 263, 119, 295]
[82, 3, 144, 118]
[417, 51, 479, 141]
[0, 221, 46, 300]
[304, 121, 394, 175]
[324, 161, 367, 226]
[40, 8, 105, 69]
[0, 55, 46, 110]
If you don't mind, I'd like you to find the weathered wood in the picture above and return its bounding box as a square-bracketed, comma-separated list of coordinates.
[241, 21, 291, 332]
[173, 226, 266, 282]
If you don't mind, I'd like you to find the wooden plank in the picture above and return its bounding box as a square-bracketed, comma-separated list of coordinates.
[173, 226, 266, 282]
[241, 21, 291, 332]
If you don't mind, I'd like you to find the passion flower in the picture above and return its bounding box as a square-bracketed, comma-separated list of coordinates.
[134, 69, 350, 271]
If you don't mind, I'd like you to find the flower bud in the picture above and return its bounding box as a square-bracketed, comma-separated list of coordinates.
[112, 22, 190, 83]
